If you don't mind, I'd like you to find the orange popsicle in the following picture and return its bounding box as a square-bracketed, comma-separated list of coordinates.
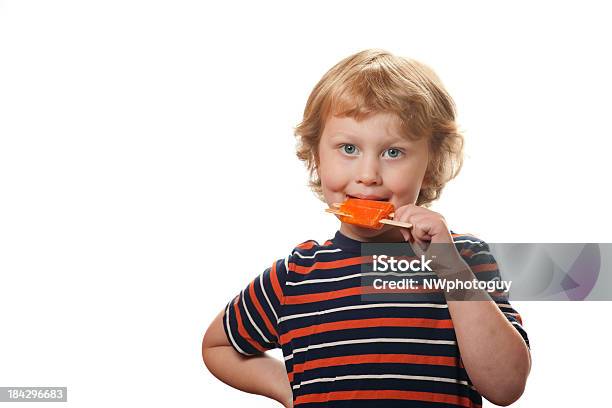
[334, 198, 395, 229]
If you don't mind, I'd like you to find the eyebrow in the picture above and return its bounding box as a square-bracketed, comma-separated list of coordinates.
[330, 132, 414, 146]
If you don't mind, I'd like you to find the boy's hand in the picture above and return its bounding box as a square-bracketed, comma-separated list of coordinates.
[393, 204, 453, 247]
[203, 309, 293, 407]
[393, 204, 467, 278]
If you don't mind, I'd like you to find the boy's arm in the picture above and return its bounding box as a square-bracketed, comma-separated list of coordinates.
[394, 204, 531, 406]
[430, 253, 531, 406]
[446, 293, 531, 406]
[202, 308, 293, 408]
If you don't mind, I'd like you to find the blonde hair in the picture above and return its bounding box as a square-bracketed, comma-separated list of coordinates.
[294, 49, 464, 207]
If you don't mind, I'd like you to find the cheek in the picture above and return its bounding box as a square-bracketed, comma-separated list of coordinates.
[385, 163, 427, 195]
[318, 151, 348, 191]
[320, 166, 347, 192]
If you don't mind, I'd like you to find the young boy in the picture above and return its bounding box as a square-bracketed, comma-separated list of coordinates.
[202, 49, 531, 407]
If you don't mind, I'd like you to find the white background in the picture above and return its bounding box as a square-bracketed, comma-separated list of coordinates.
[1, 1, 611, 407]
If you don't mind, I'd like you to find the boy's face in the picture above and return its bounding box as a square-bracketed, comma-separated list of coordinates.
[317, 112, 430, 241]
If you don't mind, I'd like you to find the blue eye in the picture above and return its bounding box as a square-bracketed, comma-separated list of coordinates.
[383, 148, 403, 159]
[341, 144, 358, 155]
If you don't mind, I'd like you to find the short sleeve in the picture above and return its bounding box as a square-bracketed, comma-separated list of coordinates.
[222, 258, 288, 356]
[459, 237, 531, 349]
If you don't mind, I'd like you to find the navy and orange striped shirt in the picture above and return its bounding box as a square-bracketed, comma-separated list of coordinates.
[223, 230, 530, 407]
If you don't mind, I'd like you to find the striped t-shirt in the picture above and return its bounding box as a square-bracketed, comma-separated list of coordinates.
[223, 230, 530, 408]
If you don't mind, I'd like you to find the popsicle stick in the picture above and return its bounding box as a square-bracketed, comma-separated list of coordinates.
[325, 208, 353, 217]
[379, 218, 413, 229]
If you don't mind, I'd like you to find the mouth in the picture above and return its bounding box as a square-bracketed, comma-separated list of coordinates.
[345, 194, 390, 202]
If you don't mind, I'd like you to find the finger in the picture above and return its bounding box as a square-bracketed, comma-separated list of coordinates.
[393, 203, 422, 220]
[400, 227, 413, 243]
[398, 214, 427, 255]
[413, 228, 433, 242]
[392, 205, 409, 221]
[394, 208, 416, 229]
[412, 224, 433, 251]
[414, 236, 428, 252]
[396, 210, 422, 244]
[410, 217, 433, 242]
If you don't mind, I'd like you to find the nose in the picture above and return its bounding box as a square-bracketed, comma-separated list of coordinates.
[356, 154, 382, 186]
